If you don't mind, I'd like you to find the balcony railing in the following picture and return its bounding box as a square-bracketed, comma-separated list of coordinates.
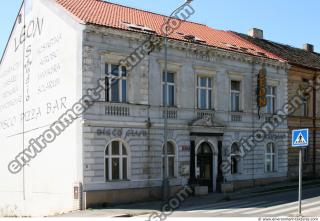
[196, 109, 215, 120]
[105, 103, 130, 116]
[162, 107, 178, 119]
[231, 114, 242, 122]
[87, 101, 258, 125]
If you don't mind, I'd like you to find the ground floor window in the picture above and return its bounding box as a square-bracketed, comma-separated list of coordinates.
[231, 142, 240, 174]
[105, 140, 129, 181]
[265, 143, 276, 172]
[303, 147, 309, 162]
[162, 142, 176, 178]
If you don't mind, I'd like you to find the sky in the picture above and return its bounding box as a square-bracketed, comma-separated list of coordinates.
[0, 0, 319, 57]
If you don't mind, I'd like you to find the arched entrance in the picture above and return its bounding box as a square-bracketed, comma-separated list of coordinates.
[196, 142, 214, 192]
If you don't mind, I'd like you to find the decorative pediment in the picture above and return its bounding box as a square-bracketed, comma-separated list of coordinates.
[192, 115, 214, 127]
[190, 115, 224, 128]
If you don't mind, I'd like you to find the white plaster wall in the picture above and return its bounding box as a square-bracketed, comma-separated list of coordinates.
[0, 0, 84, 216]
[82, 26, 288, 192]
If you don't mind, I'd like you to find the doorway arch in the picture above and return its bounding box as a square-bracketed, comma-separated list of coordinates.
[195, 142, 216, 192]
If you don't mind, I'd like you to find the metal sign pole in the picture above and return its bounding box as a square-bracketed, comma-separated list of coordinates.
[298, 148, 302, 216]
[292, 129, 308, 217]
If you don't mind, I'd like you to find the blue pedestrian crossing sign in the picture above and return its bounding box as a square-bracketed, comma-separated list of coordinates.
[292, 129, 309, 148]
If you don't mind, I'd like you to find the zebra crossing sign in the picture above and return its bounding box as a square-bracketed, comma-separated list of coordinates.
[292, 129, 309, 148]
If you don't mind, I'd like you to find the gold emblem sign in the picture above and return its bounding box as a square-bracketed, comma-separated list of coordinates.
[257, 68, 267, 107]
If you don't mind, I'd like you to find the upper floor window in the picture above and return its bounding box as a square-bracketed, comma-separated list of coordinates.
[162, 72, 175, 107]
[162, 142, 176, 178]
[105, 140, 129, 181]
[231, 80, 241, 112]
[105, 64, 127, 102]
[231, 142, 240, 174]
[265, 143, 276, 173]
[266, 86, 276, 114]
[301, 94, 308, 117]
[197, 76, 212, 109]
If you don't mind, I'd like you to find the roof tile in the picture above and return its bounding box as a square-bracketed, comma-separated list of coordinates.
[56, 0, 283, 61]
[233, 32, 320, 70]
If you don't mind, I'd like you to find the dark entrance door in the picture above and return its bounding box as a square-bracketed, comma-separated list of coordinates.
[196, 142, 213, 192]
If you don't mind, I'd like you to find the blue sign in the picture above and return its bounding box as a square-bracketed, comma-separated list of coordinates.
[292, 129, 309, 148]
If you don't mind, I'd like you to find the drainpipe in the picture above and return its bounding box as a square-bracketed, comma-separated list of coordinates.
[22, 0, 26, 201]
[312, 72, 316, 176]
[251, 58, 257, 186]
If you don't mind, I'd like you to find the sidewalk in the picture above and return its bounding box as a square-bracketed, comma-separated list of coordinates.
[57, 179, 320, 217]
[228, 178, 320, 200]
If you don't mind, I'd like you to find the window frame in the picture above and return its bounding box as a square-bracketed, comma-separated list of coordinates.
[301, 95, 308, 117]
[162, 141, 177, 178]
[105, 140, 129, 182]
[230, 142, 241, 175]
[265, 143, 276, 173]
[105, 64, 127, 103]
[303, 147, 309, 162]
[162, 72, 176, 107]
[230, 80, 241, 112]
[266, 85, 276, 114]
[197, 76, 213, 110]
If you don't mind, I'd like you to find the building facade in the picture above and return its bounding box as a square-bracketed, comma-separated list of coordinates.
[0, 0, 290, 216]
[82, 24, 289, 207]
[287, 66, 320, 178]
[235, 30, 320, 179]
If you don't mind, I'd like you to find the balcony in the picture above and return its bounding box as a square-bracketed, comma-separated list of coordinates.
[162, 107, 178, 119]
[196, 109, 215, 120]
[231, 114, 242, 122]
[105, 103, 130, 116]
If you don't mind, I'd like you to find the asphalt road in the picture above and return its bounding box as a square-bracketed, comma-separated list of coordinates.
[61, 185, 320, 217]
[169, 186, 320, 217]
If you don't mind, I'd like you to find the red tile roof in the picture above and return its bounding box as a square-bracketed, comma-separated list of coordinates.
[55, 0, 283, 61]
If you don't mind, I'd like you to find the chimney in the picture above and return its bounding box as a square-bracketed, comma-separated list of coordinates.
[303, 43, 314, 52]
[248, 28, 263, 39]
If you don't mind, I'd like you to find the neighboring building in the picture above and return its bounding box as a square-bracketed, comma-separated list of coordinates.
[234, 29, 320, 179]
[0, 0, 289, 216]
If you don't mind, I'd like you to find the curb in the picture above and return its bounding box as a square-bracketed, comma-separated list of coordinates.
[61, 180, 320, 217]
[227, 181, 320, 200]
[132, 180, 320, 216]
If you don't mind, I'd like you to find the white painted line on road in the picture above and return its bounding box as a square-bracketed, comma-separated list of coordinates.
[244, 197, 320, 216]
[244, 200, 299, 215]
[223, 201, 285, 214]
[203, 201, 268, 214]
[185, 201, 250, 213]
[243, 197, 320, 215]
[265, 200, 320, 215]
[301, 205, 320, 215]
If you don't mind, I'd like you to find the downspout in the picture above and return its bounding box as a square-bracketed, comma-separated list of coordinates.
[22, 0, 26, 201]
[312, 72, 316, 176]
[251, 58, 257, 186]
[147, 45, 152, 189]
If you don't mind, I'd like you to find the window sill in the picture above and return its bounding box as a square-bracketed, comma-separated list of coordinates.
[196, 108, 215, 111]
[231, 111, 243, 114]
[163, 177, 178, 180]
[263, 113, 278, 116]
[231, 173, 242, 175]
[105, 101, 129, 104]
[161, 105, 178, 108]
[264, 171, 277, 174]
[105, 179, 130, 183]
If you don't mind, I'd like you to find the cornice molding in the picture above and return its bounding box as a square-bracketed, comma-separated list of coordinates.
[85, 25, 289, 70]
